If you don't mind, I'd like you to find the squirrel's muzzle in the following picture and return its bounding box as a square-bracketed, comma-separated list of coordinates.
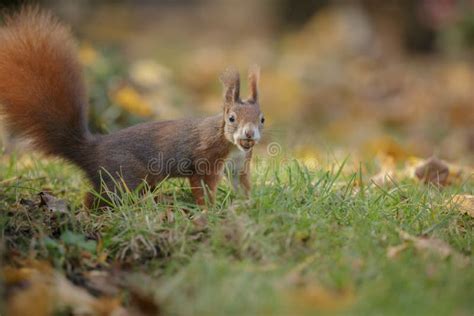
[239, 139, 255, 150]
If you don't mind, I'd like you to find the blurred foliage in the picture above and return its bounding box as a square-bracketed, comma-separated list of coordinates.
[446, 9, 474, 49]
[79, 44, 147, 133]
[1, 0, 473, 164]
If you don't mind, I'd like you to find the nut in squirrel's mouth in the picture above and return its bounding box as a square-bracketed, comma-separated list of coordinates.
[238, 139, 255, 150]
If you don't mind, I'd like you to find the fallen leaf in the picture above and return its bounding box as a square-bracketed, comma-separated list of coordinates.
[112, 85, 153, 117]
[38, 191, 68, 213]
[55, 272, 127, 315]
[396, 230, 469, 266]
[191, 214, 208, 231]
[5, 269, 54, 316]
[415, 156, 449, 186]
[363, 136, 411, 161]
[83, 270, 121, 297]
[449, 194, 474, 217]
[370, 154, 397, 186]
[445, 163, 471, 185]
[129, 59, 170, 89]
[285, 284, 354, 312]
[79, 43, 99, 65]
[3, 261, 128, 316]
[371, 169, 396, 187]
[19, 198, 36, 208]
[294, 146, 320, 169]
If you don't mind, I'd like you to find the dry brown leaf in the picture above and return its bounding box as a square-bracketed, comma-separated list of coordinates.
[370, 154, 397, 186]
[415, 156, 449, 186]
[396, 230, 469, 266]
[371, 169, 396, 187]
[56, 272, 129, 315]
[191, 213, 208, 231]
[83, 270, 121, 297]
[4, 265, 55, 316]
[449, 194, 474, 217]
[412, 238, 452, 258]
[38, 191, 68, 213]
[6, 281, 54, 316]
[444, 164, 466, 186]
[4, 262, 128, 316]
[4, 262, 55, 316]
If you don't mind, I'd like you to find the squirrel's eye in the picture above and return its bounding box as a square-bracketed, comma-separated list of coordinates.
[229, 115, 235, 123]
[261, 117, 265, 124]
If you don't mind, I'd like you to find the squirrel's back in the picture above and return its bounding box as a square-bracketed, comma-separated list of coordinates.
[0, 7, 93, 166]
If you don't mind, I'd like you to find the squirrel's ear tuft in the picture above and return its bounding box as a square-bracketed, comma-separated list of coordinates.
[220, 67, 240, 106]
[248, 64, 260, 103]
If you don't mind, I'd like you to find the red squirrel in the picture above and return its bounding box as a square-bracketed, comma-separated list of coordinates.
[0, 8, 264, 207]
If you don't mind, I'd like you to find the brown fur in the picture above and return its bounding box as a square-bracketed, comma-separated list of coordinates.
[0, 8, 264, 207]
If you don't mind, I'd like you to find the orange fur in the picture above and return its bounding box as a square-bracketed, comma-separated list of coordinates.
[0, 7, 91, 166]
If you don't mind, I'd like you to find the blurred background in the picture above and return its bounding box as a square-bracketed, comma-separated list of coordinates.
[1, 0, 473, 165]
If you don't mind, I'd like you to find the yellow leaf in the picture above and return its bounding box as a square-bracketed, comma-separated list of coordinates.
[445, 163, 472, 186]
[3, 262, 127, 316]
[112, 86, 153, 117]
[294, 146, 320, 169]
[6, 275, 54, 316]
[129, 60, 170, 89]
[79, 43, 99, 66]
[363, 136, 411, 162]
[449, 194, 474, 218]
[285, 284, 355, 313]
[4, 262, 55, 316]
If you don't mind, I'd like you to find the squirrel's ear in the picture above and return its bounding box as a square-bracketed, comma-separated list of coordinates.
[220, 68, 240, 107]
[248, 64, 260, 103]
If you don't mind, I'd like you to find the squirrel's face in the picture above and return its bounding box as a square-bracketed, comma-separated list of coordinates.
[224, 101, 264, 152]
[220, 66, 263, 152]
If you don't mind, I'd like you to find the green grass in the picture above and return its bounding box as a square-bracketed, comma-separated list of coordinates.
[1, 153, 473, 315]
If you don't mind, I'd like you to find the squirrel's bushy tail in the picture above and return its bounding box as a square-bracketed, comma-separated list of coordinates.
[0, 7, 93, 165]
